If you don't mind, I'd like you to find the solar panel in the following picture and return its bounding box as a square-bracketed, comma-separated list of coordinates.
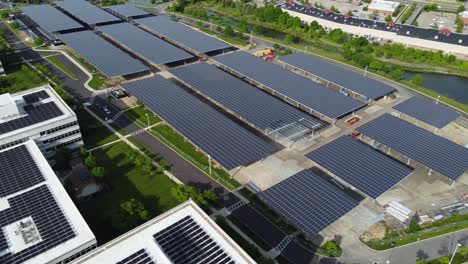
[305, 136, 414, 198]
[213, 52, 365, 119]
[154, 216, 234, 264]
[97, 23, 193, 65]
[59, 31, 149, 77]
[0, 185, 76, 263]
[0, 102, 64, 135]
[259, 169, 360, 236]
[23, 90, 50, 104]
[20, 4, 83, 33]
[170, 62, 326, 134]
[357, 114, 468, 180]
[278, 52, 396, 100]
[116, 249, 155, 264]
[55, 0, 121, 25]
[135, 16, 231, 54]
[107, 4, 149, 19]
[393, 96, 461, 128]
[122, 75, 274, 170]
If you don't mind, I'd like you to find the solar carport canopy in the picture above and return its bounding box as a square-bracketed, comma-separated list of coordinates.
[106, 4, 149, 18]
[214, 52, 365, 119]
[97, 23, 193, 65]
[135, 16, 231, 54]
[59, 31, 148, 77]
[122, 76, 274, 170]
[170, 62, 326, 133]
[20, 4, 83, 33]
[55, 0, 121, 25]
[259, 169, 360, 236]
[357, 114, 468, 180]
[278, 52, 396, 100]
[306, 136, 414, 198]
[393, 96, 461, 128]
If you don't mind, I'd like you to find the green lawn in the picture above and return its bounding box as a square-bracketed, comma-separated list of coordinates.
[76, 109, 119, 148]
[76, 142, 180, 243]
[124, 106, 162, 127]
[45, 55, 77, 79]
[0, 63, 45, 93]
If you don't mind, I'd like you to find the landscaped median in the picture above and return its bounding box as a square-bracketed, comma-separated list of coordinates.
[363, 213, 468, 250]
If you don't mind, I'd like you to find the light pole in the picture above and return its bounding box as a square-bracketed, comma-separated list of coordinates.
[145, 113, 150, 128]
[449, 243, 462, 264]
[208, 155, 212, 175]
[364, 65, 368, 77]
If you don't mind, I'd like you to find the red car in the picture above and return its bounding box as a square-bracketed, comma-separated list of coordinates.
[347, 117, 360, 126]
[351, 131, 361, 138]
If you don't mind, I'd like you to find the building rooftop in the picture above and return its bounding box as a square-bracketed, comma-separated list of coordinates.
[72, 200, 255, 264]
[0, 140, 95, 264]
[368, 0, 400, 12]
[0, 85, 75, 138]
[460, 11, 468, 18]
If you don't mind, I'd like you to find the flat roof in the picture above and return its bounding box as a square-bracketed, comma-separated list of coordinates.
[55, 0, 121, 25]
[357, 114, 468, 181]
[59, 30, 149, 77]
[135, 16, 231, 54]
[122, 75, 274, 170]
[259, 169, 360, 236]
[306, 136, 414, 199]
[73, 200, 255, 263]
[0, 141, 95, 264]
[170, 62, 326, 134]
[106, 4, 149, 18]
[0, 85, 74, 138]
[97, 23, 193, 65]
[20, 4, 83, 33]
[368, 0, 400, 12]
[393, 96, 461, 128]
[213, 52, 365, 119]
[278, 52, 396, 100]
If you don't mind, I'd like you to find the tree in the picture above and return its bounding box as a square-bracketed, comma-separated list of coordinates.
[171, 185, 216, 206]
[252, 24, 262, 34]
[385, 15, 393, 22]
[1, 12, 9, 20]
[111, 199, 150, 231]
[416, 259, 427, 264]
[84, 154, 97, 168]
[54, 148, 71, 171]
[322, 240, 339, 253]
[91, 166, 106, 178]
[459, 246, 468, 258]
[408, 218, 422, 232]
[369, 60, 383, 71]
[10, 22, 19, 29]
[391, 68, 404, 81]
[284, 34, 294, 44]
[273, 43, 280, 50]
[79, 146, 87, 157]
[437, 256, 450, 264]
[150, 0, 156, 4]
[34, 38, 44, 46]
[411, 74, 423, 86]
[224, 25, 234, 37]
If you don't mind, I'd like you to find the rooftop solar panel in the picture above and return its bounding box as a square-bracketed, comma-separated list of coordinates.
[23, 90, 50, 104]
[122, 75, 274, 170]
[393, 96, 461, 128]
[135, 16, 231, 54]
[170, 62, 326, 134]
[97, 23, 193, 65]
[20, 4, 83, 33]
[0, 185, 76, 263]
[357, 114, 468, 180]
[259, 169, 360, 236]
[213, 52, 365, 119]
[59, 30, 148, 77]
[116, 249, 155, 264]
[55, 0, 121, 25]
[0, 101, 64, 135]
[154, 216, 234, 264]
[107, 4, 149, 18]
[305, 136, 414, 198]
[278, 52, 396, 100]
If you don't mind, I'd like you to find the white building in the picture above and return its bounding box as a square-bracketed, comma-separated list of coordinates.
[0, 84, 83, 157]
[0, 140, 96, 263]
[72, 200, 256, 264]
[368, 0, 400, 16]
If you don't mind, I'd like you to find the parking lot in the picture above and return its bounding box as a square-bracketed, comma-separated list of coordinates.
[416, 11, 457, 31]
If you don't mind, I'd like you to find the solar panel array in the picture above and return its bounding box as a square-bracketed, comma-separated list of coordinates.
[0, 145, 44, 197]
[278, 53, 396, 100]
[55, 0, 121, 25]
[393, 96, 461, 128]
[259, 169, 360, 236]
[97, 23, 193, 65]
[135, 16, 231, 54]
[154, 216, 234, 264]
[107, 4, 149, 19]
[170, 62, 326, 132]
[0, 185, 76, 263]
[23, 90, 50, 104]
[305, 136, 414, 198]
[0, 102, 64, 135]
[122, 76, 274, 170]
[214, 52, 365, 119]
[20, 4, 83, 33]
[116, 249, 155, 264]
[59, 31, 148, 77]
[357, 114, 468, 180]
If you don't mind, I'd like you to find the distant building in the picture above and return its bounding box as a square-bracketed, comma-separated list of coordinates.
[459, 11, 468, 25]
[0, 84, 83, 157]
[0, 140, 96, 263]
[72, 200, 256, 264]
[368, 0, 400, 16]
